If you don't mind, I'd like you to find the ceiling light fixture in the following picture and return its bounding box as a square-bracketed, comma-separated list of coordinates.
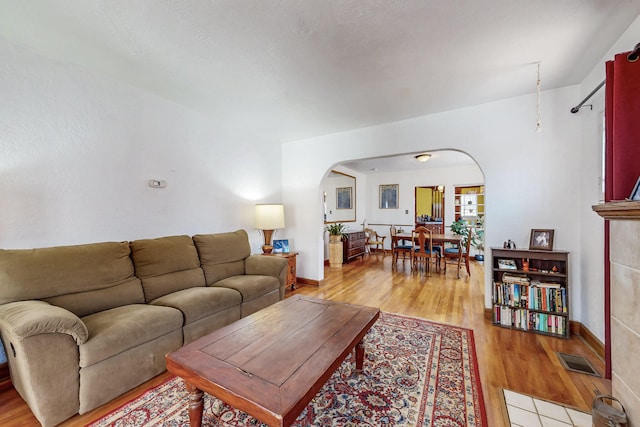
[414, 153, 432, 162]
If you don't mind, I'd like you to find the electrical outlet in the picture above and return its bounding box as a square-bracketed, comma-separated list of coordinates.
[149, 179, 167, 188]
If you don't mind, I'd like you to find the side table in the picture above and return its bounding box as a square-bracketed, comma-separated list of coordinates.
[261, 252, 298, 290]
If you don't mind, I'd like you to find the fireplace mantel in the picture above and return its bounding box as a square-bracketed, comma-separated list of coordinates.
[592, 199, 640, 424]
[592, 200, 640, 219]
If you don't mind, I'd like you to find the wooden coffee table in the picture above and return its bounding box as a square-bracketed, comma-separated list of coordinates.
[165, 295, 380, 427]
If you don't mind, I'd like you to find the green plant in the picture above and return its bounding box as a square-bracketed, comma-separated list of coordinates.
[325, 223, 347, 236]
[471, 229, 484, 250]
[449, 218, 470, 246]
[471, 216, 485, 251]
[450, 217, 484, 251]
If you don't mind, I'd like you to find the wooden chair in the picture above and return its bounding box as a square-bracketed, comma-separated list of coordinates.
[390, 225, 412, 264]
[364, 228, 386, 255]
[411, 226, 440, 276]
[443, 226, 472, 278]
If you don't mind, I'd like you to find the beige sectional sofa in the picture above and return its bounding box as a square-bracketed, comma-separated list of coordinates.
[0, 229, 287, 427]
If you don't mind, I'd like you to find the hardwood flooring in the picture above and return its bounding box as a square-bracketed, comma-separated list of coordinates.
[0, 253, 610, 426]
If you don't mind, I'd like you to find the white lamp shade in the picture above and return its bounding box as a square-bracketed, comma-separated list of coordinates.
[255, 204, 285, 229]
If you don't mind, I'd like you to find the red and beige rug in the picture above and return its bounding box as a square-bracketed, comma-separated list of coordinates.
[90, 312, 486, 426]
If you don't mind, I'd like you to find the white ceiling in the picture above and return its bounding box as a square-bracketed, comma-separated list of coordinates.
[1, 1, 639, 150]
[342, 150, 478, 174]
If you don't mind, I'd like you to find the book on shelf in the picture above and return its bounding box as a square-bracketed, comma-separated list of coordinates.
[493, 281, 529, 307]
[492, 305, 566, 335]
[494, 279, 566, 313]
[531, 280, 561, 288]
[497, 259, 517, 270]
[502, 272, 529, 283]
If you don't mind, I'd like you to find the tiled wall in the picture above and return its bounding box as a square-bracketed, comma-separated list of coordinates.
[610, 219, 640, 426]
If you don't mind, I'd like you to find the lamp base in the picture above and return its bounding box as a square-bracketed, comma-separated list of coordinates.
[261, 229, 275, 254]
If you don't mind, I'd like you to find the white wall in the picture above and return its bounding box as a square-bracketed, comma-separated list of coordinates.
[284, 85, 583, 313]
[0, 38, 282, 252]
[358, 164, 484, 250]
[284, 11, 640, 340]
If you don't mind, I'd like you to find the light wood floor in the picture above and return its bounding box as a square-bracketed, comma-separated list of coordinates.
[0, 253, 610, 426]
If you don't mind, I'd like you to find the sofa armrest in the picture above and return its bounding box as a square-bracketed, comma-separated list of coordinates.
[0, 300, 86, 426]
[245, 255, 288, 296]
[0, 300, 88, 345]
[245, 254, 287, 277]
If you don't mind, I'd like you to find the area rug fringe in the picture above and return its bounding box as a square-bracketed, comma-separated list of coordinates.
[90, 312, 487, 426]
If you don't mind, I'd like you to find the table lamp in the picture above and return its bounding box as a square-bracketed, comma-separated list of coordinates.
[255, 204, 285, 254]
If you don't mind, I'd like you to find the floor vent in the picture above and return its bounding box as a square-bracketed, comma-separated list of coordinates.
[557, 352, 600, 377]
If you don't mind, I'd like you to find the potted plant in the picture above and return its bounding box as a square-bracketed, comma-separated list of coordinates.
[449, 218, 470, 247]
[471, 216, 485, 261]
[326, 223, 347, 268]
[326, 223, 347, 239]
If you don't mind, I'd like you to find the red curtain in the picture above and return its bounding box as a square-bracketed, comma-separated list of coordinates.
[605, 52, 640, 201]
[603, 49, 640, 379]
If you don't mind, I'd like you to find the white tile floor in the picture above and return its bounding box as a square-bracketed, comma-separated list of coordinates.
[504, 389, 593, 427]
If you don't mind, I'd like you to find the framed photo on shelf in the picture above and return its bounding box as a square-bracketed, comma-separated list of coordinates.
[497, 259, 517, 270]
[379, 184, 399, 209]
[629, 176, 640, 201]
[336, 187, 352, 209]
[272, 239, 290, 253]
[529, 229, 554, 251]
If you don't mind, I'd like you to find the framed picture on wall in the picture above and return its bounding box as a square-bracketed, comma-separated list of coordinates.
[379, 184, 399, 209]
[529, 229, 554, 251]
[336, 187, 352, 209]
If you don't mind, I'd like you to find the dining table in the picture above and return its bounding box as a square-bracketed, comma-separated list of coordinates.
[392, 233, 464, 278]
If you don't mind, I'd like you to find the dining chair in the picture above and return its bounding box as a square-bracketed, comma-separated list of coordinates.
[411, 226, 440, 276]
[390, 225, 412, 264]
[443, 226, 473, 278]
[364, 228, 386, 255]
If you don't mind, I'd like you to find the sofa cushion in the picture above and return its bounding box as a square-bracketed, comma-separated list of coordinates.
[150, 286, 242, 325]
[213, 275, 280, 302]
[79, 304, 183, 368]
[0, 242, 143, 317]
[45, 280, 145, 319]
[130, 235, 206, 302]
[193, 230, 251, 284]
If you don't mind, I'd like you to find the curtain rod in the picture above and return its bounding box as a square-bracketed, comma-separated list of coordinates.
[570, 42, 640, 114]
[570, 80, 605, 113]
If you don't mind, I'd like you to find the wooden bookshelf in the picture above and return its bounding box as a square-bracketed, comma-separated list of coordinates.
[491, 247, 569, 339]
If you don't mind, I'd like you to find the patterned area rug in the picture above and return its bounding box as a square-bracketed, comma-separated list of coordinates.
[90, 312, 486, 426]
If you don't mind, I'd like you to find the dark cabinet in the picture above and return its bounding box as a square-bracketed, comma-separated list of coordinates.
[343, 231, 366, 264]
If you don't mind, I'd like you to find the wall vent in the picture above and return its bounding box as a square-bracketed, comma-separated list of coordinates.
[557, 352, 600, 377]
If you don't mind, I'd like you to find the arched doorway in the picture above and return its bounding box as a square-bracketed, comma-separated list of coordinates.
[320, 150, 484, 260]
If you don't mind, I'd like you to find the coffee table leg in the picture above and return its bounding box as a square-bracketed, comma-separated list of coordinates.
[355, 339, 365, 373]
[185, 382, 204, 427]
